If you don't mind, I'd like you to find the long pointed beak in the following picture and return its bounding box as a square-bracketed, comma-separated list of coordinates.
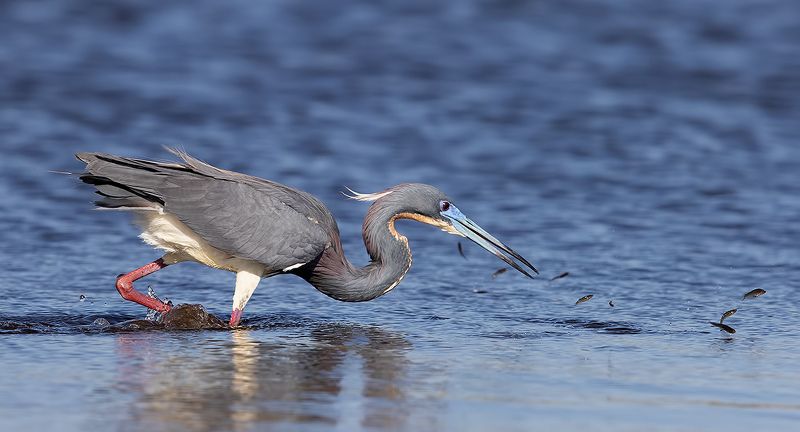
[443, 207, 538, 278]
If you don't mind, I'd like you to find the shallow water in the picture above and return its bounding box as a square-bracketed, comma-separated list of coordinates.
[1, 0, 799, 430]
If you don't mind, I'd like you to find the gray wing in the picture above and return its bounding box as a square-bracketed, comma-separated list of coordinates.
[162, 178, 330, 272]
[77, 151, 332, 272]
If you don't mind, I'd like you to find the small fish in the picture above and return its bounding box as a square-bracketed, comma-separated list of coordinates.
[457, 242, 467, 259]
[79, 294, 86, 302]
[709, 321, 736, 334]
[742, 288, 766, 300]
[492, 268, 508, 278]
[719, 308, 737, 323]
[575, 294, 593, 305]
[608, 300, 614, 307]
[550, 272, 569, 281]
[472, 289, 488, 294]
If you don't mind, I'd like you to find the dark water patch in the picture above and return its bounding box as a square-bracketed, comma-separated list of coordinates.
[491, 314, 645, 335]
[0, 309, 411, 335]
[593, 344, 642, 352]
[698, 187, 737, 197]
[0, 312, 136, 334]
[567, 320, 642, 334]
[238, 313, 325, 331]
[479, 330, 535, 340]
[0, 320, 59, 334]
[0, 304, 228, 334]
[480, 324, 642, 339]
[602, 326, 643, 335]
[549, 318, 644, 335]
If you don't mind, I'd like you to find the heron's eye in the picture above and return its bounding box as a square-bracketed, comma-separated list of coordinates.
[440, 201, 450, 212]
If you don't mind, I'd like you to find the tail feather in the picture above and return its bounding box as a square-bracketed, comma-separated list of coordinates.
[76, 153, 170, 210]
[75, 149, 221, 211]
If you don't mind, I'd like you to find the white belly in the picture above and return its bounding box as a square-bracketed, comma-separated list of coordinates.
[134, 210, 264, 274]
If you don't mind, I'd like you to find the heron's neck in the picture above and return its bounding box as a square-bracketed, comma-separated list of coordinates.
[302, 200, 413, 302]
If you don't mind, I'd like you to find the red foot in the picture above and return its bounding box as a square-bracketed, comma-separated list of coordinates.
[115, 259, 171, 313]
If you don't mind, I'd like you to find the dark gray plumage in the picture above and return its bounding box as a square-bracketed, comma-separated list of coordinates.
[302, 184, 449, 301]
[79, 151, 332, 274]
[76, 150, 537, 326]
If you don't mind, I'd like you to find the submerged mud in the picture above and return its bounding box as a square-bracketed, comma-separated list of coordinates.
[109, 304, 227, 331]
[158, 304, 228, 329]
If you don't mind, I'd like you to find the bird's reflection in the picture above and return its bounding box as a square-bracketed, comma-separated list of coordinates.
[230, 331, 259, 426]
[112, 323, 412, 431]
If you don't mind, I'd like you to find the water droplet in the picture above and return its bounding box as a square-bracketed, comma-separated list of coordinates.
[91, 318, 110, 327]
[145, 285, 168, 321]
[145, 308, 159, 321]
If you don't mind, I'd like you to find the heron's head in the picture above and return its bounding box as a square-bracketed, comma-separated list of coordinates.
[345, 183, 538, 278]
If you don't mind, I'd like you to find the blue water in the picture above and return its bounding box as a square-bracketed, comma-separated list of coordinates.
[1, 1, 799, 430]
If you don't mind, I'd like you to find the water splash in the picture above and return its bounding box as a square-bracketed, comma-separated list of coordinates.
[145, 285, 172, 321]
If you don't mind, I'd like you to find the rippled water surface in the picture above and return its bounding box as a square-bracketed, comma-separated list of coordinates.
[1, 1, 799, 431]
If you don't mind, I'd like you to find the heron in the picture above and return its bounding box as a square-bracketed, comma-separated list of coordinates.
[75, 150, 538, 327]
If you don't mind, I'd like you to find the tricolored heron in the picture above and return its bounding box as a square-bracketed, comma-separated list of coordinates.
[76, 150, 538, 327]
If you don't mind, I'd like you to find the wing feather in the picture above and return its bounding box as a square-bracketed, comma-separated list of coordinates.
[160, 177, 331, 272]
[78, 151, 332, 272]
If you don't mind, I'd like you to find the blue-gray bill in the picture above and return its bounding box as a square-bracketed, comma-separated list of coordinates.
[442, 206, 538, 278]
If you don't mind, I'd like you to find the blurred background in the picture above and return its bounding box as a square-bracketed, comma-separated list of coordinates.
[1, 1, 799, 431]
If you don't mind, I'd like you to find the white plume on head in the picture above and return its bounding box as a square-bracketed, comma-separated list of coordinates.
[341, 186, 393, 202]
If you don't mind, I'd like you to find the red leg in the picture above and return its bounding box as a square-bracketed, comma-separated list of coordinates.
[230, 308, 242, 328]
[115, 258, 172, 313]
